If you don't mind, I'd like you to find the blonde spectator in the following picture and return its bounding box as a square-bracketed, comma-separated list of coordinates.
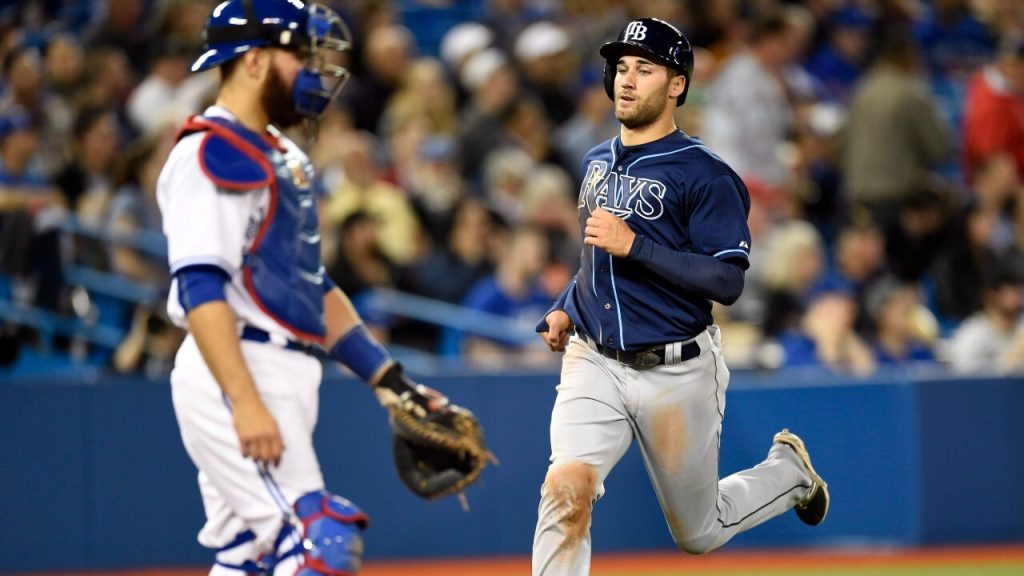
[381, 58, 458, 137]
[522, 164, 581, 272]
[758, 220, 827, 337]
[483, 146, 535, 225]
[322, 131, 423, 265]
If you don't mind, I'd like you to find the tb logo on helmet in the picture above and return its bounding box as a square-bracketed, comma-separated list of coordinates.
[623, 21, 647, 41]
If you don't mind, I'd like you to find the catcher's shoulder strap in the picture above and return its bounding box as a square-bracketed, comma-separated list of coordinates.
[175, 115, 273, 192]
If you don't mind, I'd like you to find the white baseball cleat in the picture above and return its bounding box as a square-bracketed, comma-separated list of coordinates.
[773, 428, 829, 526]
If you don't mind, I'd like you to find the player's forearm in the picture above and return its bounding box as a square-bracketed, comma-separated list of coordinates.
[186, 301, 260, 404]
[323, 287, 364, 345]
[323, 287, 395, 386]
[628, 234, 745, 304]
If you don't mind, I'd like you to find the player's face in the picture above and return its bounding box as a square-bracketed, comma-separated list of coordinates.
[260, 49, 306, 129]
[613, 55, 679, 129]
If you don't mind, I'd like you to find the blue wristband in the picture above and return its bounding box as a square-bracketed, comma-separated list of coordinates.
[328, 324, 391, 382]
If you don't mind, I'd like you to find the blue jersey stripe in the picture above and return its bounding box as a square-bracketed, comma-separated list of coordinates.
[625, 144, 702, 172]
[713, 248, 749, 259]
[609, 253, 625, 348]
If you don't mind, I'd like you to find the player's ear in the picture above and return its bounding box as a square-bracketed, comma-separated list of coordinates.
[669, 73, 685, 100]
[241, 48, 270, 82]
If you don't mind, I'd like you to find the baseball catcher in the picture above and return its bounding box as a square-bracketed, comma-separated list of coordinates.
[374, 363, 496, 505]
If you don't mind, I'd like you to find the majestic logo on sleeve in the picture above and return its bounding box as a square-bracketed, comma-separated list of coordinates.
[578, 160, 666, 220]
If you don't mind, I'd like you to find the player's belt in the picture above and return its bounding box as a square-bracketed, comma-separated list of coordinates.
[240, 326, 325, 358]
[574, 328, 701, 369]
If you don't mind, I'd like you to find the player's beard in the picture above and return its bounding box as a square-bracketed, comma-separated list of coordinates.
[261, 64, 305, 129]
[615, 81, 670, 130]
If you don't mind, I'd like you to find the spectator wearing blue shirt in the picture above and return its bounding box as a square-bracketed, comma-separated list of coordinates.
[804, 5, 874, 102]
[864, 276, 936, 365]
[778, 284, 876, 376]
[451, 226, 552, 367]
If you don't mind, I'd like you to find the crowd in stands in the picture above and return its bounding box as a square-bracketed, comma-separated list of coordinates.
[2, 0, 1024, 377]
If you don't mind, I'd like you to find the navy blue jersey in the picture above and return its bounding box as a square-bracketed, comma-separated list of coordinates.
[554, 130, 752, 350]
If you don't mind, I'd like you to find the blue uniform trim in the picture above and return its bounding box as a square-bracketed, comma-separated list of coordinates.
[713, 248, 750, 259]
[609, 254, 625, 348]
[329, 324, 392, 382]
[176, 265, 230, 313]
[624, 143, 700, 172]
[218, 529, 256, 552]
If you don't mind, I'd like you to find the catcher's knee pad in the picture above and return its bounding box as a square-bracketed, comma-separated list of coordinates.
[292, 490, 369, 575]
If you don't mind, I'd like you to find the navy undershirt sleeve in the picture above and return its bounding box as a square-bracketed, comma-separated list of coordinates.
[628, 235, 746, 305]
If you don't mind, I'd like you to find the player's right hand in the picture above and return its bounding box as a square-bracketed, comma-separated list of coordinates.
[540, 310, 572, 352]
[232, 396, 284, 467]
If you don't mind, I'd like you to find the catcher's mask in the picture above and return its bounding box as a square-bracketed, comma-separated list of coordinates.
[192, 0, 352, 123]
[600, 17, 694, 107]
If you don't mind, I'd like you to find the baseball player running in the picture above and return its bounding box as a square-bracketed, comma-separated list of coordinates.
[533, 18, 829, 575]
[157, 1, 476, 573]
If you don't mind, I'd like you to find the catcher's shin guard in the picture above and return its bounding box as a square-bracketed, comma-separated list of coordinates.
[293, 490, 370, 575]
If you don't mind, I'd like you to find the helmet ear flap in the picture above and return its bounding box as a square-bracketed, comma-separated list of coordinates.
[603, 60, 616, 102]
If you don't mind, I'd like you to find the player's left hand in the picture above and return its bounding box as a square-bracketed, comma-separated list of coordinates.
[584, 207, 636, 257]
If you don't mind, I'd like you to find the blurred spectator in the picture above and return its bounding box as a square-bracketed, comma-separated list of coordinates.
[397, 199, 495, 350]
[105, 129, 174, 283]
[841, 33, 951, 232]
[105, 128, 183, 377]
[381, 57, 458, 137]
[884, 185, 954, 282]
[521, 164, 581, 273]
[702, 11, 805, 187]
[400, 197, 494, 305]
[971, 153, 1022, 253]
[501, 96, 573, 173]
[777, 286, 877, 376]
[457, 47, 519, 180]
[513, 20, 577, 127]
[685, 0, 746, 65]
[758, 219, 826, 338]
[803, 4, 874, 103]
[406, 133, 469, 246]
[453, 225, 552, 367]
[929, 200, 1003, 322]
[338, 24, 414, 133]
[439, 21, 494, 81]
[0, 110, 66, 310]
[86, 0, 150, 75]
[78, 46, 135, 114]
[2, 43, 71, 177]
[814, 220, 886, 300]
[947, 256, 1024, 373]
[962, 36, 1024, 185]
[553, 69, 618, 175]
[42, 33, 85, 129]
[914, 0, 995, 83]
[53, 106, 119, 223]
[152, 0, 210, 53]
[864, 276, 936, 365]
[127, 39, 217, 137]
[326, 210, 398, 307]
[483, 146, 535, 225]
[322, 131, 423, 265]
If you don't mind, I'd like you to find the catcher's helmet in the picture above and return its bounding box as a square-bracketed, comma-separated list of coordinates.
[191, 0, 352, 120]
[600, 18, 694, 107]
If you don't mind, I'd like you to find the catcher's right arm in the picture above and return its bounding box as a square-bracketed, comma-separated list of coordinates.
[374, 364, 496, 503]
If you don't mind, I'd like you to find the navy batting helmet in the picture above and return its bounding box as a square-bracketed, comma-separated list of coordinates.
[192, 0, 352, 119]
[600, 18, 694, 107]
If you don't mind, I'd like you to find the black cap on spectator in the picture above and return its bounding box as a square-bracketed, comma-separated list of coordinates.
[983, 254, 1024, 291]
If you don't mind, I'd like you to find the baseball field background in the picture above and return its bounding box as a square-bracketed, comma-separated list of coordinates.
[3, 368, 1022, 574]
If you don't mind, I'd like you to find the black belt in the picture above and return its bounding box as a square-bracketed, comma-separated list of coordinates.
[240, 326, 325, 358]
[574, 328, 701, 369]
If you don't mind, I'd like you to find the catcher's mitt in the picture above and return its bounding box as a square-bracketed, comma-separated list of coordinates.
[375, 364, 495, 503]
